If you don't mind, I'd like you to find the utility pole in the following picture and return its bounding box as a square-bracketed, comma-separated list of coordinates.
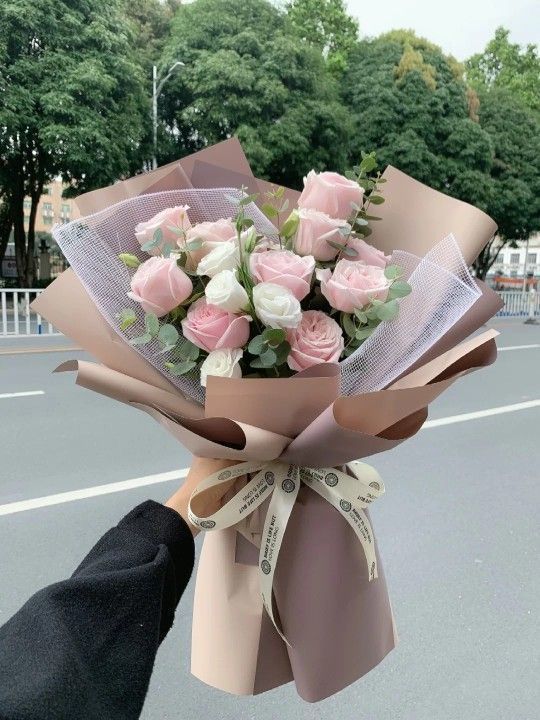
[152, 61, 185, 171]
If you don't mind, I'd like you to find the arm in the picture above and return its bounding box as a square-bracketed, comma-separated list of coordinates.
[0, 458, 233, 720]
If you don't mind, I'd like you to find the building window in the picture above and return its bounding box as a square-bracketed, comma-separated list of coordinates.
[43, 216, 53, 225]
[23, 199, 31, 210]
[527, 253, 537, 264]
[510, 253, 520, 264]
[43, 186, 52, 195]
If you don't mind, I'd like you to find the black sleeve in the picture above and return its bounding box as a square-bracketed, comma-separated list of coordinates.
[0, 500, 195, 720]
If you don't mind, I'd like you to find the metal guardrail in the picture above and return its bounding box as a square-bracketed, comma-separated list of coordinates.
[496, 290, 540, 317]
[0, 287, 537, 337]
[0, 289, 59, 337]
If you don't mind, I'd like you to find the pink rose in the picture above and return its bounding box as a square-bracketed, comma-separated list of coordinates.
[181, 298, 250, 352]
[127, 256, 193, 317]
[182, 218, 236, 268]
[287, 311, 344, 371]
[135, 206, 191, 255]
[317, 260, 391, 313]
[249, 250, 315, 301]
[294, 208, 348, 262]
[347, 237, 391, 268]
[298, 170, 364, 220]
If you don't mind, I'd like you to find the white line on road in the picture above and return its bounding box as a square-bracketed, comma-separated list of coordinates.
[423, 399, 540, 428]
[0, 469, 189, 517]
[498, 344, 540, 352]
[0, 390, 45, 400]
[1, 399, 539, 517]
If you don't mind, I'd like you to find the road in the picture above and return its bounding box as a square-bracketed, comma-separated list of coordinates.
[0, 318, 539, 720]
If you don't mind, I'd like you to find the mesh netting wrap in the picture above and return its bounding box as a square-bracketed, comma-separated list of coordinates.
[53, 190, 480, 405]
[339, 234, 481, 394]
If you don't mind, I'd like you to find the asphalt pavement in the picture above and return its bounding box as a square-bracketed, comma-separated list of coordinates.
[0, 318, 538, 720]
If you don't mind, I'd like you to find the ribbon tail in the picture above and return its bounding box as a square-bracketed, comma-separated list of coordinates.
[258, 464, 300, 646]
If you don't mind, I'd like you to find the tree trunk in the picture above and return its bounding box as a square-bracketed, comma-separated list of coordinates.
[0, 203, 12, 273]
[473, 236, 507, 281]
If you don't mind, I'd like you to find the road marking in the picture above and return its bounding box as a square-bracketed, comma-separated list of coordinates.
[0, 469, 189, 517]
[1, 399, 539, 517]
[423, 399, 540, 428]
[498, 344, 540, 352]
[0, 346, 81, 356]
[0, 390, 45, 400]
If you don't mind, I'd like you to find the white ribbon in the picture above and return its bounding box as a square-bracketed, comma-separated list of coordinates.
[188, 460, 385, 643]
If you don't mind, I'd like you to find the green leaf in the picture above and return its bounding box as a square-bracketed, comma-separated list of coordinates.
[130, 333, 152, 346]
[360, 226, 373, 238]
[238, 193, 258, 206]
[141, 239, 158, 252]
[168, 305, 187, 322]
[250, 347, 277, 369]
[248, 334, 266, 355]
[144, 313, 159, 337]
[342, 245, 358, 258]
[158, 323, 179, 347]
[153, 227, 163, 244]
[376, 299, 399, 322]
[369, 195, 385, 205]
[280, 210, 299, 240]
[387, 280, 412, 299]
[360, 156, 377, 172]
[273, 341, 291, 366]
[186, 238, 203, 251]
[162, 243, 174, 258]
[354, 309, 368, 324]
[181, 290, 204, 306]
[354, 217, 369, 227]
[262, 328, 286, 346]
[363, 214, 382, 221]
[326, 239, 348, 251]
[355, 327, 373, 341]
[117, 308, 137, 330]
[275, 186, 285, 199]
[261, 203, 279, 219]
[384, 265, 403, 280]
[181, 340, 200, 361]
[341, 312, 357, 338]
[165, 360, 196, 376]
[118, 253, 140, 268]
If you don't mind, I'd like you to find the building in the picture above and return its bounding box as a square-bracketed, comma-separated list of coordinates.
[23, 178, 79, 232]
[488, 234, 540, 285]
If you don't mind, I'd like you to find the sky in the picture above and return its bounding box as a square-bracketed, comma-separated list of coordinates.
[345, 0, 540, 59]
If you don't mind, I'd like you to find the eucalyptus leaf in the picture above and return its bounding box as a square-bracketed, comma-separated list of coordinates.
[248, 334, 266, 355]
[158, 323, 179, 347]
[355, 327, 373, 341]
[384, 264, 403, 280]
[273, 341, 291, 366]
[186, 238, 203, 251]
[341, 312, 357, 338]
[144, 313, 159, 337]
[261, 203, 279, 219]
[162, 243, 174, 258]
[342, 245, 358, 257]
[130, 333, 152, 346]
[118, 253, 140, 268]
[165, 360, 196, 376]
[369, 195, 385, 205]
[180, 340, 200, 361]
[117, 308, 137, 331]
[354, 309, 368, 324]
[166, 225, 184, 236]
[377, 299, 399, 322]
[387, 280, 412, 299]
[258, 347, 277, 367]
[262, 328, 285, 346]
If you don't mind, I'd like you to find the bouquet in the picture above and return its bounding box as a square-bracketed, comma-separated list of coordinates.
[33, 139, 503, 701]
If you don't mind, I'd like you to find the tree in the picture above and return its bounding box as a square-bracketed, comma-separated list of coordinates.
[159, 0, 352, 187]
[342, 31, 495, 216]
[472, 88, 540, 279]
[466, 27, 540, 114]
[0, 0, 148, 285]
[286, 0, 359, 73]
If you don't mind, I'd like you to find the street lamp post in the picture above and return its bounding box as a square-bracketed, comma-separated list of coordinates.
[152, 61, 185, 171]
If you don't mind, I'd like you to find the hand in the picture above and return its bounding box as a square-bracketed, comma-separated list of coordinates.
[165, 457, 242, 536]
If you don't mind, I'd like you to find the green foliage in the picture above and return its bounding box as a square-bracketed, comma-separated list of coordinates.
[159, 0, 353, 187]
[466, 27, 540, 113]
[248, 327, 290, 371]
[286, 0, 358, 73]
[0, 0, 148, 284]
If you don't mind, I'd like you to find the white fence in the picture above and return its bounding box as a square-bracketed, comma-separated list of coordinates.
[0, 289, 59, 337]
[497, 290, 540, 318]
[0, 287, 537, 337]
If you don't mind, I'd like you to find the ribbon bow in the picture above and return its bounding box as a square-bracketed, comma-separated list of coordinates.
[188, 460, 385, 643]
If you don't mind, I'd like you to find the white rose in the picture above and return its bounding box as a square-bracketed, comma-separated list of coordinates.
[196, 240, 239, 278]
[200, 348, 243, 387]
[252, 282, 302, 329]
[204, 269, 249, 313]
